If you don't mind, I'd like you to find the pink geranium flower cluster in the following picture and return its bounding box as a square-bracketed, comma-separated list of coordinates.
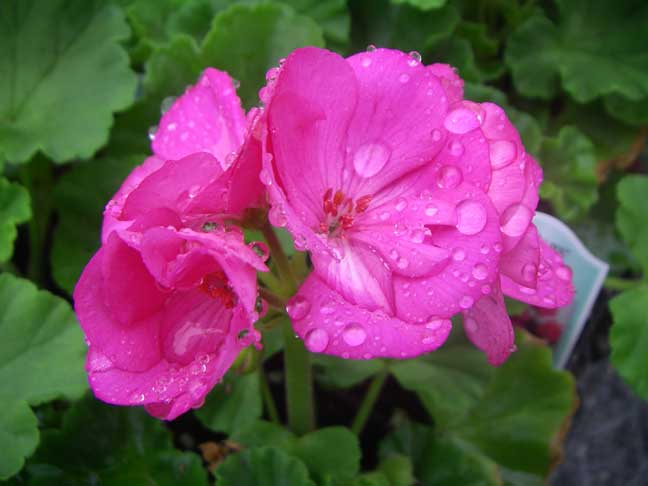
[74, 47, 574, 420]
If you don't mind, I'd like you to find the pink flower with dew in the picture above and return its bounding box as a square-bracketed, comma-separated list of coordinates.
[74, 69, 268, 420]
[261, 47, 574, 365]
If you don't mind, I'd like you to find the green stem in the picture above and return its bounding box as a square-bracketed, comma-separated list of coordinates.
[351, 368, 388, 436]
[258, 287, 286, 312]
[604, 276, 643, 291]
[261, 224, 296, 295]
[259, 366, 280, 424]
[282, 320, 315, 434]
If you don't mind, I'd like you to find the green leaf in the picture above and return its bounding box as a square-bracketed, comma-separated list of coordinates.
[0, 274, 87, 479]
[376, 454, 415, 486]
[538, 126, 598, 221]
[0, 273, 87, 404]
[51, 155, 144, 294]
[280, 0, 350, 50]
[0, 178, 31, 262]
[0, 0, 137, 163]
[390, 0, 446, 10]
[505, 0, 648, 102]
[195, 371, 262, 435]
[215, 446, 316, 486]
[616, 175, 648, 275]
[27, 396, 207, 485]
[388, 331, 576, 481]
[145, 3, 325, 109]
[350, 0, 459, 55]
[314, 354, 385, 388]
[610, 286, 648, 399]
[0, 399, 39, 480]
[233, 422, 361, 485]
[604, 94, 648, 126]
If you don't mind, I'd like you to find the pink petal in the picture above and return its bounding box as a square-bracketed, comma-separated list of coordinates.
[289, 274, 452, 359]
[431, 128, 491, 192]
[462, 283, 515, 366]
[152, 68, 247, 167]
[392, 182, 502, 322]
[501, 231, 575, 308]
[427, 63, 464, 105]
[499, 223, 541, 287]
[74, 248, 163, 373]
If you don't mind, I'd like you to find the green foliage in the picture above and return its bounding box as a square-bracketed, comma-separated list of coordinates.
[0, 0, 137, 163]
[0, 178, 30, 262]
[616, 175, 648, 276]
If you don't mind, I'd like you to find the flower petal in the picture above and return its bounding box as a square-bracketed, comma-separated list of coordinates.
[289, 274, 452, 359]
[427, 63, 464, 105]
[499, 223, 541, 287]
[462, 283, 515, 366]
[152, 68, 247, 166]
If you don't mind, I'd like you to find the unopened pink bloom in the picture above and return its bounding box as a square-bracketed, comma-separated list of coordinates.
[74, 69, 268, 420]
[262, 47, 573, 365]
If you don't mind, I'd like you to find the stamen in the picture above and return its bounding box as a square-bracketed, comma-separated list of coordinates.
[199, 271, 238, 308]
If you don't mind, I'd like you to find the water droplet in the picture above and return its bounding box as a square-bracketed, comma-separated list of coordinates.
[366, 44, 377, 52]
[389, 249, 399, 260]
[305, 328, 329, 353]
[320, 302, 335, 315]
[431, 129, 442, 141]
[436, 165, 462, 189]
[522, 263, 537, 282]
[259, 168, 272, 185]
[460, 296, 474, 309]
[426, 318, 447, 330]
[399, 73, 410, 83]
[397, 257, 409, 269]
[444, 108, 480, 134]
[361, 57, 372, 68]
[131, 392, 145, 403]
[452, 247, 465, 261]
[411, 229, 425, 244]
[408, 50, 422, 63]
[425, 204, 438, 217]
[472, 263, 488, 280]
[342, 323, 367, 346]
[481, 284, 491, 294]
[294, 235, 307, 251]
[268, 205, 287, 227]
[464, 317, 478, 332]
[249, 241, 270, 261]
[500, 204, 532, 237]
[456, 200, 487, 235]
[286, 296, 310, 320]
[555, 265, 572, 281]
[148, 125, 158, 141]
[489, 140, 517, 169]
[379, 211, 390, 221]
[395, 197, 408, 212]
[161, 96, 176, 114]
[449, 140, 464, 157]
[353, 142, 391, 178]
[480, 244, 490, 254]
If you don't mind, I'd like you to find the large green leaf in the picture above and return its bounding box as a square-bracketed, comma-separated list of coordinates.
[314, 354, 385, 389]
[195, 371, 262, 435]
[388, 331, 576, 483]
[0, 0, 137, 163]
[604, 94, 648, 126]
[390, 0, 446, 10]
[0, 273, 87, 479]
[616, 175, 648, 275]
[0, 399, 39, 480]
[215, 446, 316, 486]
[0, 177, 31, 263]
[505, 0, 648, 102]
[26, 396, 207, 485]
[51, 155, 144, 294]
[609, 286, 648, 399]
[538, 126, 598, 221]
[233, 421, 361, 485]
[145, 3, 325, 108]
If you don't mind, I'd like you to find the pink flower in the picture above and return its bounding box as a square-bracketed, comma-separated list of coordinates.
[74, 69, 268, 420]
[261, 47, 573, 365]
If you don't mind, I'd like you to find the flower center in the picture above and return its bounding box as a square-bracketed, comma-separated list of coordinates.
[319, 188, 372, 236]
[199, 270, 237, 308]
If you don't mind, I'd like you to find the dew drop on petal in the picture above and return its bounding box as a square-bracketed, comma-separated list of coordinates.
[449, 140, 464, 156]
[481, 284, 491, 294]
[366, 44, 377, 52]
[410, 229, 425, 244]
[426, 318, 447, 330]
[489, 140, 517, 169]
[342, 323, 367, 347]
[555, 265, 572, 281]
[472, 263, 488, 280]
[522, 263, 537, 282]
[399, 73, 410, 83]
[425, 204, 438, 217]
[286, 296, 310, 320]
[444, 108, 480, 134]
[320, 302, 335, 315]
[452, 247, 466, 261]
[436, 165, 462, 189]
[395, 197, 408, 212]
[408, 50, 422, 63]
[397, 257, 409, 269]
[353, 142, 391, 178]
[268, 205, 287, 227]
[500, 204, 532, 237]
[431, 129, 442, 141]
[456, 200, 487, 235]
[161, 96, 176, 114]
[305, 328, 329, 353]
[460, 296, 474, 309]
[148, 125, 158, 141]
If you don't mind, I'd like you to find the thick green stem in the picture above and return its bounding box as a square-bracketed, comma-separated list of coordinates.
[282, 320, 315, 434]
[258, 287, 286, 312]
[261, 224, 296, 295]
[351, 368, 388, 436]
[259, 366, 280, 424]
[604, 276, 643, 291]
